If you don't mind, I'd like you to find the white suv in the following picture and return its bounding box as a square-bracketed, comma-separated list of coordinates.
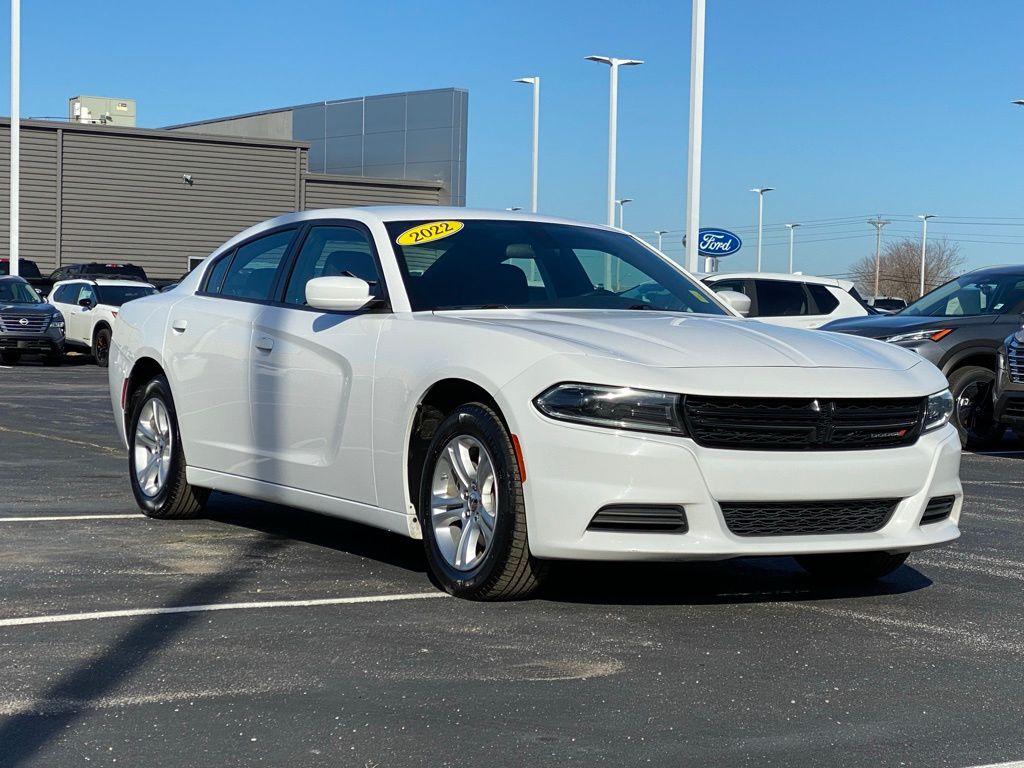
[48, 279, 157, 366]
[702, 272, 870, 329]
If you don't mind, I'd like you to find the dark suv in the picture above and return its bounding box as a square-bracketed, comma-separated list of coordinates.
[823, 264, 1024, 447]
[48, 262, 149, 283]
[0, 276, 65, 365]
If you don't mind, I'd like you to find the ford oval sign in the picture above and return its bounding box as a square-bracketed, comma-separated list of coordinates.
[698, 228, 742, 258]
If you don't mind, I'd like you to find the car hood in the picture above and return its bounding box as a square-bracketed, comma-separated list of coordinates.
[0, 302, 56, 315]
[440, 309, 922, 371]
[822, 313, 999, 338]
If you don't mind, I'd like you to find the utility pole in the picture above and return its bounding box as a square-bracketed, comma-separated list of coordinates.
[684, 0, 706, 273]
[9, 0, 19, 276]
[918, 214, 935, 297]
[867, 216, 890, 298]
[513, 76, 540, 212]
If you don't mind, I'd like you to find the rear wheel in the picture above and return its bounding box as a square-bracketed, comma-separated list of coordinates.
[128, 375, 208, 519]
[795, 551, 909, 582]
[948, 365, 1002, 449]
[93, 326, 111, 368]
[0, 350, 22, 365]
[418, 403, 547, 600]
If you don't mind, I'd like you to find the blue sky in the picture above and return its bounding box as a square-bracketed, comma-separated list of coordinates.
[3, 0, 1023, 277]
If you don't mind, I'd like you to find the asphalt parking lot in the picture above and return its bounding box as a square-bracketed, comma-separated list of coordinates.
[2, 361, 1023, 767]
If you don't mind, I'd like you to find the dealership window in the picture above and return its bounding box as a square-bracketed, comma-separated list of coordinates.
[218, 230, 295, 301]
[284, 226, 381, 306]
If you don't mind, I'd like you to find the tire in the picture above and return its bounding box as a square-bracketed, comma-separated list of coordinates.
[0, 350, 21, 365]
[92, 326, 112, 368]
[127, 375, 208, 519]
[948, 365, 1003, 449]
[418, 403, 547, 600]
[795, 551, 909, 582]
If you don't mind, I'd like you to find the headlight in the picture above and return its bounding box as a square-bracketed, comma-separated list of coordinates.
[50, 313, 65, 329]
[924, 389, 954, 432]
[534, 383, 686, 435]
[884, 328, 953, 344]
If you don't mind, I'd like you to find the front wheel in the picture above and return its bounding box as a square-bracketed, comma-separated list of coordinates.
[419, 403, 547, 600]
[128, 375, 208, 519]
[92, 326, 112, 368]
[948, 365, 1002, 449]
[795, 551, 909, 582]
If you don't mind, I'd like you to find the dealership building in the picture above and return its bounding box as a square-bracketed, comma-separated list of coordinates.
[0, 88, 468, 281]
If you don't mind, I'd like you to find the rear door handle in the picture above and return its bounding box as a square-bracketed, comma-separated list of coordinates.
[171, 319, 188, 333]
[254, 336, 274, 352]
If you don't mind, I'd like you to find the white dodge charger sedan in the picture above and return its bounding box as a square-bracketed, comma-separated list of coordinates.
[108, 208, 962, 600]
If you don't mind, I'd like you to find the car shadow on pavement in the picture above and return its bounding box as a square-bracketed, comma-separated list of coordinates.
[540, 556, 932, 606]
[0, 536, 290, 768]
[203, 492, 427, 575]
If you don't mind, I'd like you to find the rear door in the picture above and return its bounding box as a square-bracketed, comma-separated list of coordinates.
[69, 283, 98, 343]
[163, 227, 297, 476]
[248, 222, 385, 504]
[750, 279, 817, 328]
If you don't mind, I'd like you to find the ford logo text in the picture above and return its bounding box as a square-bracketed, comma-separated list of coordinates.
[698, 228, 742, 257]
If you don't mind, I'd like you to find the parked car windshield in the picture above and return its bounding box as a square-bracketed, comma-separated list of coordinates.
[0, 259, 42, 279]
[385, 219, 727, 314]
[0, 280, 42, 304]
[902, 272, 1024, 317]
[96, 285, 158, 306]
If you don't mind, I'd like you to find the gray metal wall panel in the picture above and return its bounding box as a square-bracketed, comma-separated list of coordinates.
[0, 125, 59, 272]
[303, 176, 445, 209]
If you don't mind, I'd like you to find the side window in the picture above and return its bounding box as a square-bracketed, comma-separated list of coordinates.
[52, 285, 71, 303]
[76, 284, 97, 305]
[283, 226, 381, 307]
[753, 280, 808, 317]
[203, 251, 233, 295]
[807, 283, 840, 314]
[219, 230, 295, 301]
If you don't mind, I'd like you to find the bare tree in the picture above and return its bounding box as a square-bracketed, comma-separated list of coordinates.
[849, 237, 964, 302]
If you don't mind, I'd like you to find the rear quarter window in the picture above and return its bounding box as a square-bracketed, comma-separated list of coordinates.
[807, 284, 840, 314]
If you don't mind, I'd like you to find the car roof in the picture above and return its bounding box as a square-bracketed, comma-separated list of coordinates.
[960, 264, 1024, 277]
[0, 274, 29, 284]
[700, 272, 854, 290]
[53, 278, 154, 288]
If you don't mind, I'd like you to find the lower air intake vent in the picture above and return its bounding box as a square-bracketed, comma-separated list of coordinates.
[719, 499, 900, 537]
[921, 495, 955, 525]
[588, 505, 688, 533]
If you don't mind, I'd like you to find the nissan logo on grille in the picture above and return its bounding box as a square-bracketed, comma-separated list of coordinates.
[18, 317, 29, 326]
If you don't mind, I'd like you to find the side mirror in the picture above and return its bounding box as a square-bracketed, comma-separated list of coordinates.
[716, 289, 751, 317]
[305, 276, 374, 312]
[78, 298, 94, 309]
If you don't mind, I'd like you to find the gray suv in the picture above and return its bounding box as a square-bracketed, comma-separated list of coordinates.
[0, 276, 66, 365]
[823, 264, 1024, 447]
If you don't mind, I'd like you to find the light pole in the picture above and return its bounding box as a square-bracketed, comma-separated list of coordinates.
[654, 230, 669, 251]
[750, 187, 774, 271]
[615, 198, 633, 230]
[918, 214, 935, 297]
[9, 0, 19, 276]
[1013, 100, 1024, 106]
[585, 55, 643, 226]
[867, 216, 891, 298]
[514, 76, 540, 213]
[685, 0, 706, 274]
[785, 223, 801, 273]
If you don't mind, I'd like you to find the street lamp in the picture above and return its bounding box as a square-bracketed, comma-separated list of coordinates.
[615, 198, 633, 229]
[513, 76, 540, 213]
[685, 0, 706, 274]
[785, 223, 801, 273]
[749, 187, 774, 271]
[9, 0, 19, 277]
[867, 216, 891, 297]
[654, 230, 669, 251]
[1013, 100, 1024, 106]
[918, 214, 936, 297]
[505, 207, 522, 212]
[585, 55, 643, 226]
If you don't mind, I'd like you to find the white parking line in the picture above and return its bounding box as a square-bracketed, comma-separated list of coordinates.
[0, 591, 449, 628]
[0, 425, 123, 455]
[0, 514, 145, 522]
[965, 762, 1024, 768]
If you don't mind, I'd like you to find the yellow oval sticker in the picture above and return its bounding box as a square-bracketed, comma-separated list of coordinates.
[396, 220, 464, 246]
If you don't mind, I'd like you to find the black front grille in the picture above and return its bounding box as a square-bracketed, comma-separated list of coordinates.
[683, 396, 925, 451]
[1008, 343, 1024, 384]
[588, 505, 688, 533]
[0, 312, 49, 334]
[719, 498, 900, 537]
[921, 495, 955, 525]
[1003, 399, 1024, 420]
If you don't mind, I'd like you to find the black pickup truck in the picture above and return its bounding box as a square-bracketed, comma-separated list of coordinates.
[0, 258, 52, 297]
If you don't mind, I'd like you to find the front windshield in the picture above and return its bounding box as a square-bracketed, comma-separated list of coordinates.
[0, 281, 42, 305]
[96, 285, 157, 306]
[903, 272, 1024, 317]
[385, 219, 727, 314]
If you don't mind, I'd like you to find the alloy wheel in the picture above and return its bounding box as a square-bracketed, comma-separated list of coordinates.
[133, 397, 174, 497]
[429, 435, 498, 571]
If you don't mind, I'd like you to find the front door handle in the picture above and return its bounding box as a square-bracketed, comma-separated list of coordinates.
[254, 336, 274, 352]
[171, 319, 188, 333]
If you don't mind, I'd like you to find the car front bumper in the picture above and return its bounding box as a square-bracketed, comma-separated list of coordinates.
[0, 329, 65, 354]
[515, 411, 962, 561]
